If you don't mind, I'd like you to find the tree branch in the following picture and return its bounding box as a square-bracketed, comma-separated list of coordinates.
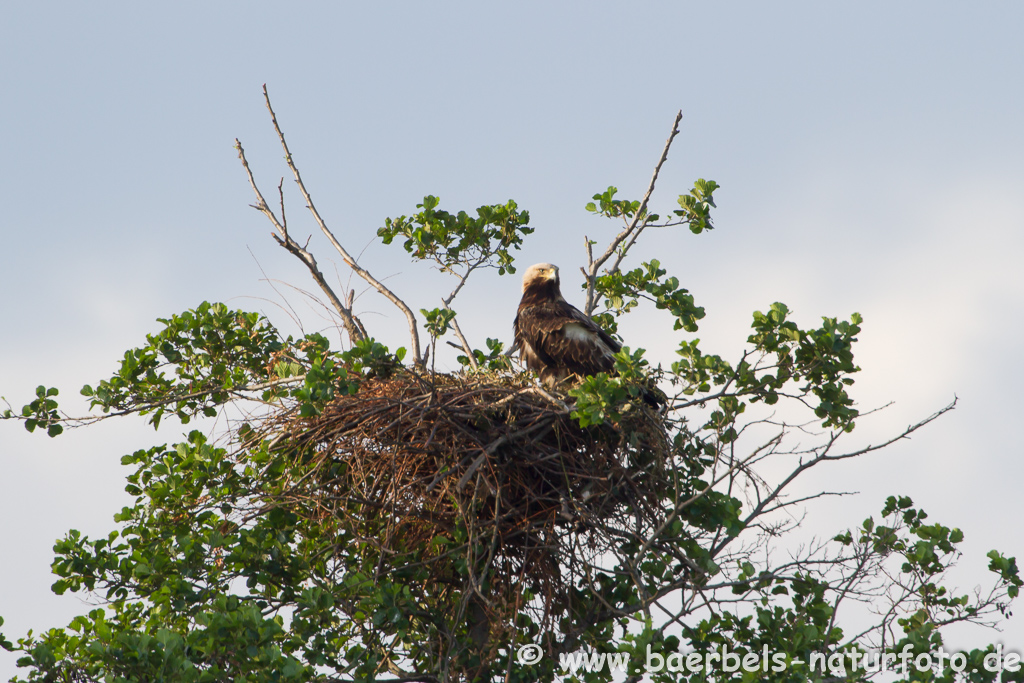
[236, 139, 365, 345]
[584, 110, 683, 315]
[445, 304, 479, 370]
[259, 85, 423, 365]
[713, 399, 958, 559]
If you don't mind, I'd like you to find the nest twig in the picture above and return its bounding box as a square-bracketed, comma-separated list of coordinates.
[254, 370, 673, 634]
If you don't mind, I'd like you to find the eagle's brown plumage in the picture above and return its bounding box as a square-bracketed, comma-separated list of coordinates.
[513, 263, 621, 387]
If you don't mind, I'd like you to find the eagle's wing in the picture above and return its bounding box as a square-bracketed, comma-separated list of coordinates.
[563, 304, 621, 355]
[517, 301, 620, 377]
[515, 302, 573, 368]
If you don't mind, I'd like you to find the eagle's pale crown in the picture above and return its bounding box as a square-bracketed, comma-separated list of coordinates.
[521, 263, 559, 293]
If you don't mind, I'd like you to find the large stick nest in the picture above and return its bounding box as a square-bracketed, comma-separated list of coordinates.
[262, 370, 674, 626]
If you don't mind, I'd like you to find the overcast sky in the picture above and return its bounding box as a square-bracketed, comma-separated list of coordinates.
[2, 3, 1023, 678]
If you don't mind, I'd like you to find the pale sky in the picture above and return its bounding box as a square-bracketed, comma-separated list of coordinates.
[2, 3, 1023, 678]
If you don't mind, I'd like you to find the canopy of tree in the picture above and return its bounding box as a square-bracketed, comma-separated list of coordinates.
[2, 92, 1020, 683]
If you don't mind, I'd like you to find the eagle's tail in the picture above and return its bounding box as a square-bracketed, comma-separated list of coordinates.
[639, 384, 667, 409]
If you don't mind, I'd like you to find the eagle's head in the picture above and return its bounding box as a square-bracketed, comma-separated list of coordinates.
[522, 263, 560, 293]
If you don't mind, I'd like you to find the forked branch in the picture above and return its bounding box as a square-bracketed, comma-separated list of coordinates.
[237, 85, 424, 365]
[583, 110, 683, 316]
[235, 139, 365, 345]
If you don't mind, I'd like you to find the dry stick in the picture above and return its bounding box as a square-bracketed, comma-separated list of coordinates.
[583, 110, 683, 316]
[236, 139, 364, 344]
[260, 85, 423, 365]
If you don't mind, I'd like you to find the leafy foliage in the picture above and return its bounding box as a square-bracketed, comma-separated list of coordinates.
[591, 259, 704, 335]
[421, 307, 458, 340]
[585, 180, 718, 235]
[79, 301, 287, 427]
[378, 196, 531, 276]
[455, 338, 511, 371]
[4, 385, 64, 437]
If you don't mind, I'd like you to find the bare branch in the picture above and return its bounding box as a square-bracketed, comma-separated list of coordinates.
[714, 399, 958, 559]
[441, 257, 489, 309]
[259, 85, 423, 365]
[235, 138, 365, 345]
[277, 177, 287, 233]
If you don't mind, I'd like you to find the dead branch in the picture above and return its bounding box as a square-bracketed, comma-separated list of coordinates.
[236, 139, 365, 345]
[260, 85, 423, 365]
[237, 86, 424, 364]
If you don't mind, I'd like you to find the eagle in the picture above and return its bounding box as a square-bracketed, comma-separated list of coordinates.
[513, 262, 621, 388]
